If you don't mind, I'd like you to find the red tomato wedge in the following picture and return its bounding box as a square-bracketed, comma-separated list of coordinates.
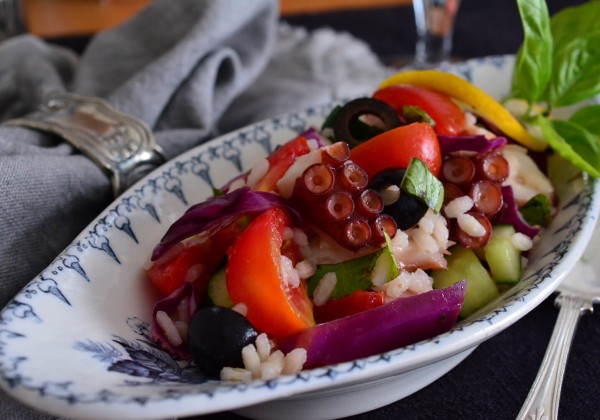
[147, 242, 217, 297]
[146, 219, 245, 298]
[226, 207, 315, 338]
[373, 85, 466, 136]
[350, 122, 441, 179]
[314, 290, 385, 324]
[254, 135, 311, 193]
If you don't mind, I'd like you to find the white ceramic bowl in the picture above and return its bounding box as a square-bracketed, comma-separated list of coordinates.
[1, 56, 598, 420]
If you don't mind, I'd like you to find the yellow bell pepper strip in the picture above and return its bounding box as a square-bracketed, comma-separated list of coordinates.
[378, 70, 548, 152]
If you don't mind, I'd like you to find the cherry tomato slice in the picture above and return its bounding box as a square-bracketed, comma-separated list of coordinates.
[147, 242, 216, 298]
[378, 70, 546, 151]
[146, 218, 246, 298]
[254, 135, 312, 193]
[314, 290, 385, 324]
[226, 207, 315, 338]
[373, 85, 466, 136]
[349, 122, 442, 179]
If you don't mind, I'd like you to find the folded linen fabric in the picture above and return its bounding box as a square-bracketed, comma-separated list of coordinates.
[0, 1, 387, 418]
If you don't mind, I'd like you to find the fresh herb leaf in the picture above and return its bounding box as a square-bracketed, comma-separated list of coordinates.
[569, 104, 600, 134]
[402, 105, 436, 126]
[520, 194, 552, 226]
[550, 1, 600, 52]
[552, 119, 600, 165]
[510, 0, 600, 177]
[321, 105, 342, 130]
[536, 115, 600, 178]
[512, 0, 553, 104]
[547, 32, 600, 107]
[401, 158, 444, 213]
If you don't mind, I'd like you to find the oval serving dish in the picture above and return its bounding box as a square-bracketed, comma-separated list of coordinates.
[0, 55, 598, 420]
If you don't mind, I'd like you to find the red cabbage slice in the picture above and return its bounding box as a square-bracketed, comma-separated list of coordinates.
[494, 186, 541, 238]
[151, 283, 197, 359]
[151, 187, 293, 261]
[302, 127, 329, 148]
[438, 135, 507, 156]
[278, 280, 466, 368]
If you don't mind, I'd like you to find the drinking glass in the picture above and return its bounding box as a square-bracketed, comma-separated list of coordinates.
[412, 0, 461, 69]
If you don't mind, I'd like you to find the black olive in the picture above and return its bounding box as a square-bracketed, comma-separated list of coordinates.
[370, 169, 429, 230]
[188, 306, 258, 378]
[333, 98, 401, 148]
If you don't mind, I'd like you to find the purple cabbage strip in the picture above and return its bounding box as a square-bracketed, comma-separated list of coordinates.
[151, 186, 296, 261]
[302, 127, 329, 148]
[278, 280, 466, 368]
[438, 134, 507, 156]
[494, 186, 541, 238]
[220, 172, 247, 194]
[151, 283, 197, 359]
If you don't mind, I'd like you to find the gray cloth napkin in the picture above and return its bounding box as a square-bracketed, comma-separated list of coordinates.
[0, 0, 387, 418]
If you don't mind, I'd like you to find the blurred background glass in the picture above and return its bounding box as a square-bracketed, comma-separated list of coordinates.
[413, 0, 461, 68]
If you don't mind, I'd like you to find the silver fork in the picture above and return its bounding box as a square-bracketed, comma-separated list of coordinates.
[516, 221, 600, 420]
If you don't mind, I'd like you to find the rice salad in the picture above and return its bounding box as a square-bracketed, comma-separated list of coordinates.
[144, 70, 560, 382]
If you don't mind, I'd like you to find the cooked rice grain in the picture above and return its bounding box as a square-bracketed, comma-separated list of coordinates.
[241, 342, 261, 377]
[156, 310, 183, 347]
[280, 255, 300, 287]
[457, 213, 486, 237]
[445, 196, 473, 219]
[512, 232, 533, 251]
[222, 333, 307, 382]
[220, 367, 252, 382]
[295, 260, 316, 279]
[283, 348, 307, 375]
[313, 271, 337, 306]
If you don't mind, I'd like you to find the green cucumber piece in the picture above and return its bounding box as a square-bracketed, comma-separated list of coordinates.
[308, 236, 399, 299]
[432, 246, 499, 318]
[484, 225, 522, 284]
[207, 267, 233, 308]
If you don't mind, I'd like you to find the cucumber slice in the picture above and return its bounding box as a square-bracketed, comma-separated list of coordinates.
[484, 225, 522, 284]
[207, 267, 233, 308]
[432, 246, 499, 318]
[308, 236, 399, 299]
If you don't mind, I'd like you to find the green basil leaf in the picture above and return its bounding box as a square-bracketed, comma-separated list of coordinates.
[511, 0, 553, 104]
[550, 1, 600, 52]
[536, 115, 600, 178]
[569, 104, 600, 134]
[402, 105, 436, 126]
[548, 31, 600, 107]
[552, 119, 600, 162]
[520, 194, 552, 227]
[401, 158, 444, 213]
[321, 105, 342, 130]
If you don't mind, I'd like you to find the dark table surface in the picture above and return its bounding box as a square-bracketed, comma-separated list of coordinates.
[46, 1, 598, 419]
[195, 1, 599, 419]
